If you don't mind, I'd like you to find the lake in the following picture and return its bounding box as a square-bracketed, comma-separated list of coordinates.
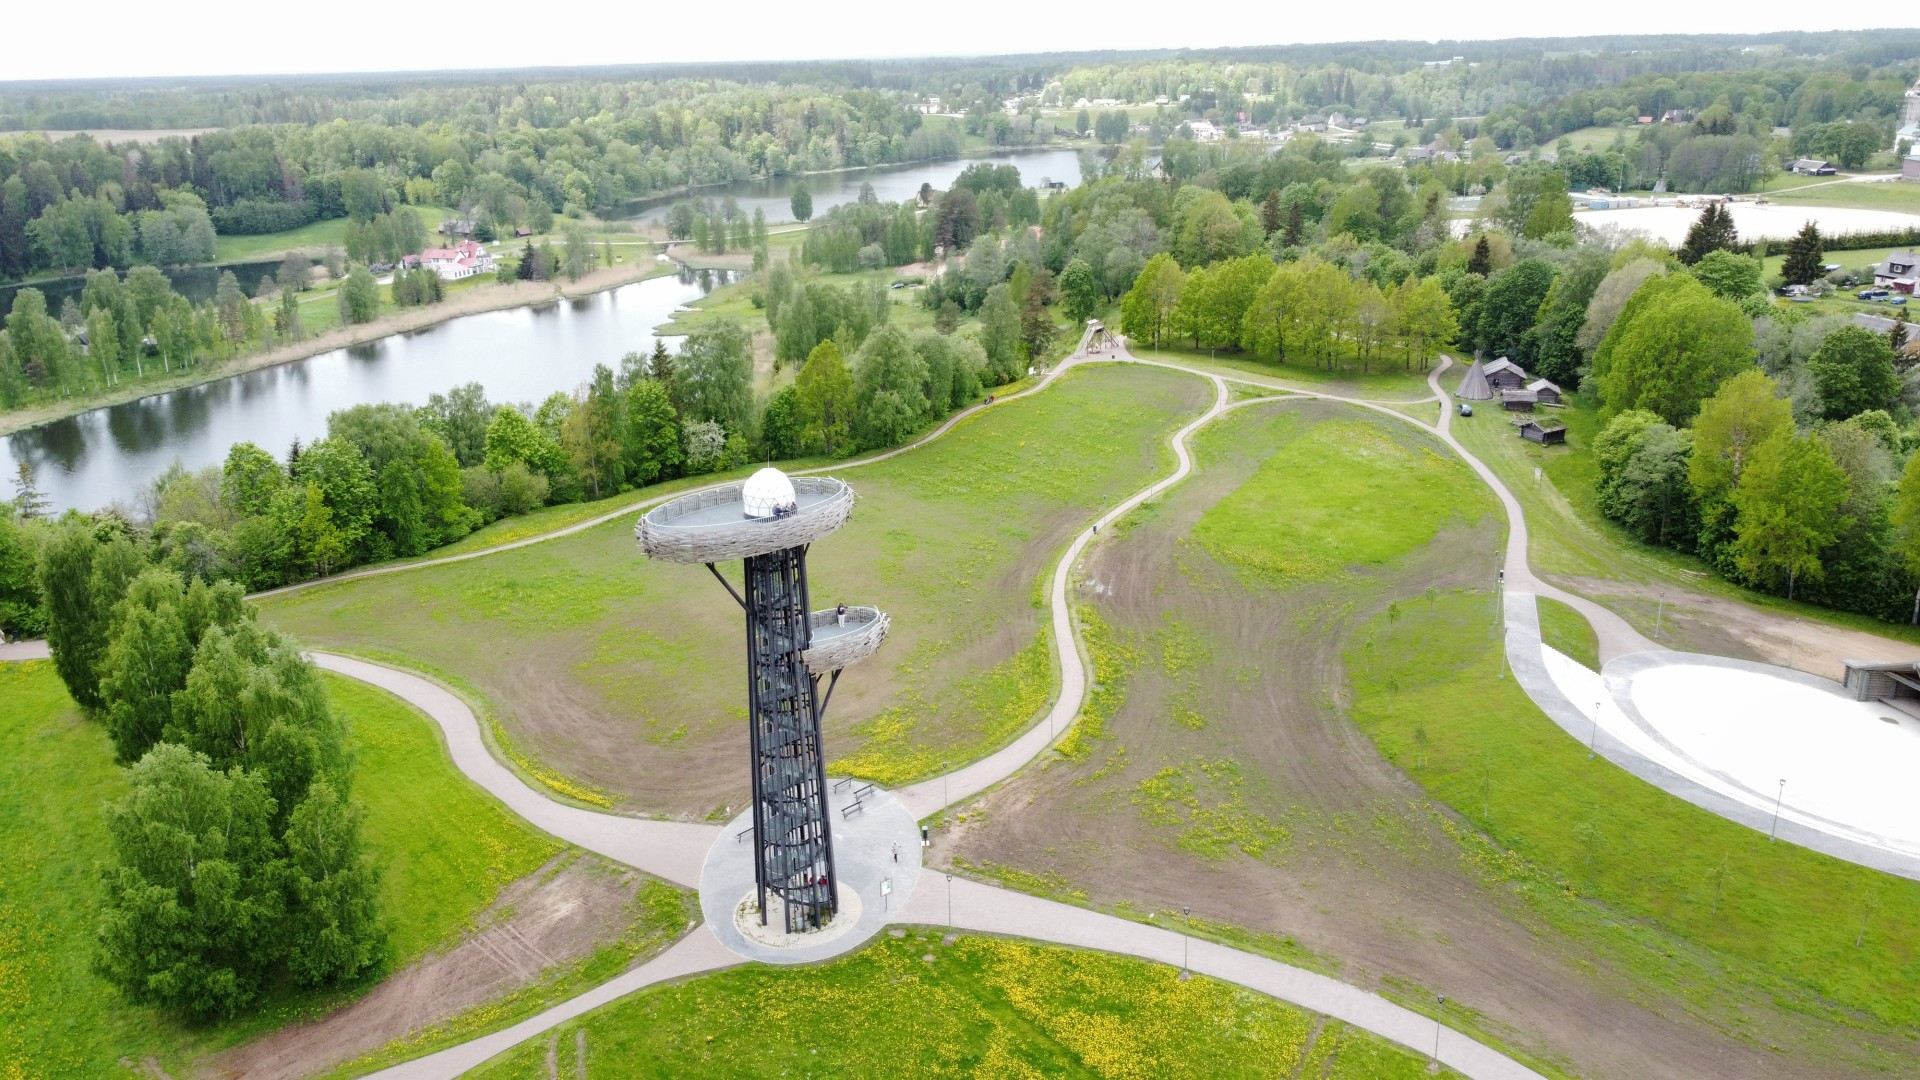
[623, 146, 1088, 225]
[2, 265, 733, 513]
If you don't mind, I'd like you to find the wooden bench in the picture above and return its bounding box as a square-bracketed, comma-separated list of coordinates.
[853, 782, 876, 800]
[831, 777, 854, 793]
[841, 799, 865, 819]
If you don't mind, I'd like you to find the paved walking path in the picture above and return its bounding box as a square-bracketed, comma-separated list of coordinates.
[895, 877, 1541, 1080]
[309, 654, 719, 888]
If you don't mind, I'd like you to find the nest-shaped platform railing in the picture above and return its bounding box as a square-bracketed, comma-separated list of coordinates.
[801, 606, 889, 674]
[636, 476, 856, 563]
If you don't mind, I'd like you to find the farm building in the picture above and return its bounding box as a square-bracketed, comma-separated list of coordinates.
[1482, 357, 1529, 391]
[1525, 378, 1563, 405]
[1502, 390, 1538, 410]
[1789, 158, 1837, 175]
[1455, 358, 1493, 400]
[1519, 420, 1566, 444]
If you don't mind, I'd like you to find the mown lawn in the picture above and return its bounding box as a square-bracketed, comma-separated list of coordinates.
[0, 660, 566, 1076]
[213, 205, 459, 262]
[1765, 180, 1920, 213]
[1193, 415, 1485, 585]
[1347, 592, 1920, 1052]
[467, 931, 1454, 1079]
[1535, 596, 1599, 670]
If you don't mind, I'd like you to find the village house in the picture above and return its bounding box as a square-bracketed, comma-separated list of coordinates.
[1523, 377, 1563, 406]
[1184, 119, 1224, 142]
[403, 239, 495, 281]
[1790, 158, 1837, 175]
[1873, 251, 1920, 293]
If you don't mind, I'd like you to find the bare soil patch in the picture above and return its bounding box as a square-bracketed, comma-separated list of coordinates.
[944, 400, 1890, 1079]
[200, 854, 643, 1080]
[1558, 576, 1920, 680]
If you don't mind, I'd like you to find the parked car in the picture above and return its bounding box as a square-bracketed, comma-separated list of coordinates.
[1859, 288, 1891, 300]
[1895, 297, 1909, 307]
[1458, 403, 1474, 417]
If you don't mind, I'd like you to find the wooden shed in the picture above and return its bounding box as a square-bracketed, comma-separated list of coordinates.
[1525, 378, 1563, 405]
[1519, 420, 1565, 445]
[1502, 389, 1538, 411]
[1483, 357, 1529, 391]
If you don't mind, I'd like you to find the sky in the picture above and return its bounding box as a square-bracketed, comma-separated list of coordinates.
[4, 1, 1916, 82]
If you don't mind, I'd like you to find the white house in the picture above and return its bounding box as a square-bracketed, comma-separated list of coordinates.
[404, 239, 495, 281]
[1184, 119, 1223, 142]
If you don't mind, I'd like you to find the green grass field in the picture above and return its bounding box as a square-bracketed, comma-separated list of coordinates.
[213, 205, 460, 262]
[0, 660, 571, 1076]
[1347, 592, 1920, 1059]
[1555, 125, 1635, 153]
[467, 931, 1455, 1079]
[259, 363, 1208, 814]
[1193, 416, 1481, 585]
[1535, 596, 1599, 670]
[1765, 180, 1920, 214]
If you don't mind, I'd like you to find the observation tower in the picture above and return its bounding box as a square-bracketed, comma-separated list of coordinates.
[637, 468, 888, 933]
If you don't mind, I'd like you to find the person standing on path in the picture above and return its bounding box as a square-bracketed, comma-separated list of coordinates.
[891, 842, 899, 863]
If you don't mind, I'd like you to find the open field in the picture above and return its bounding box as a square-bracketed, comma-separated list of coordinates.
[468, 930, 1455, 1079]
[1348, 591, 1920, 1075]
[942, 396, 1920, 1078]
[259, 363, 1209, 817]
[212, 204, 458, 262]
[1765, 179, 1920, 214]
[0, 659, 685, 1078]
[1555, 125, 1633, 152]
[1449, 398, 1920, 670]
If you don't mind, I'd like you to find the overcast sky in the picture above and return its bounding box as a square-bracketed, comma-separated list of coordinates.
[4, 2, 1916, 83]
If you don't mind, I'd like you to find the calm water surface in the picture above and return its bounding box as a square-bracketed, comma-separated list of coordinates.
[624, 147, 1087, 225]
[3, 266, 732, 513]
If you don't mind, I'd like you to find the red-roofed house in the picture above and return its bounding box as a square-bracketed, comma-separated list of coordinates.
[403, 240, 496, 281]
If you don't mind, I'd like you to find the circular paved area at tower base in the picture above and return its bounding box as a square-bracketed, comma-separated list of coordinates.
[699, 785, 923, 964]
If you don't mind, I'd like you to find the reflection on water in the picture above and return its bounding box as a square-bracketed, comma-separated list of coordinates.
[624, 147, 1086, 225]
[3, 266, 736, 512]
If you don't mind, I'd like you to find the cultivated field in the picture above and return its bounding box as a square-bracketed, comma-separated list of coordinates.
[258, 363, 1210, 817]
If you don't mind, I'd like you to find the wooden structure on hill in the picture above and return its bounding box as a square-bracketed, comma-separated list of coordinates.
[1483, 357, 1529, 391]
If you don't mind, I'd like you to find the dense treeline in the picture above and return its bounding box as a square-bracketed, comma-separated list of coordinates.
[21, 521, 385, 1018]
[0, 77, 962, 281]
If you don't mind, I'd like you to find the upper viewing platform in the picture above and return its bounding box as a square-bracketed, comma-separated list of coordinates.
[636, 469, 856, 564]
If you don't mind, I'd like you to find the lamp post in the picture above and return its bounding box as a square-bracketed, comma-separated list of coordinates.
[1770, 778, 1787, 840]
[1590, 698, 1601, 758]
[1429, 995, 1446, 1074]
[1180, 905, 1191, 981]
[946, 872, 953, 927]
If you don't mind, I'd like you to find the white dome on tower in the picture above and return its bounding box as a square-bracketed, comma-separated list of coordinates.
[742, 467, 798, 519]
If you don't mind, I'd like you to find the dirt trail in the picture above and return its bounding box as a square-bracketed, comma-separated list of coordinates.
[201, 855, 646, 1080]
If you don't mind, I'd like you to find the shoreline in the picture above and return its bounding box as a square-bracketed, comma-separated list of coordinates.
[0, 259, 675, 438]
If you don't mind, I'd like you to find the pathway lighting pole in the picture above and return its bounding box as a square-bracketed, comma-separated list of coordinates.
[1429, 995, 1446, 1073]
[946, 873, 953, 928]
[1590, 698, 1601, 758]
[1771, 779, 1787, 841]
[1180, 905, 1191, 981]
